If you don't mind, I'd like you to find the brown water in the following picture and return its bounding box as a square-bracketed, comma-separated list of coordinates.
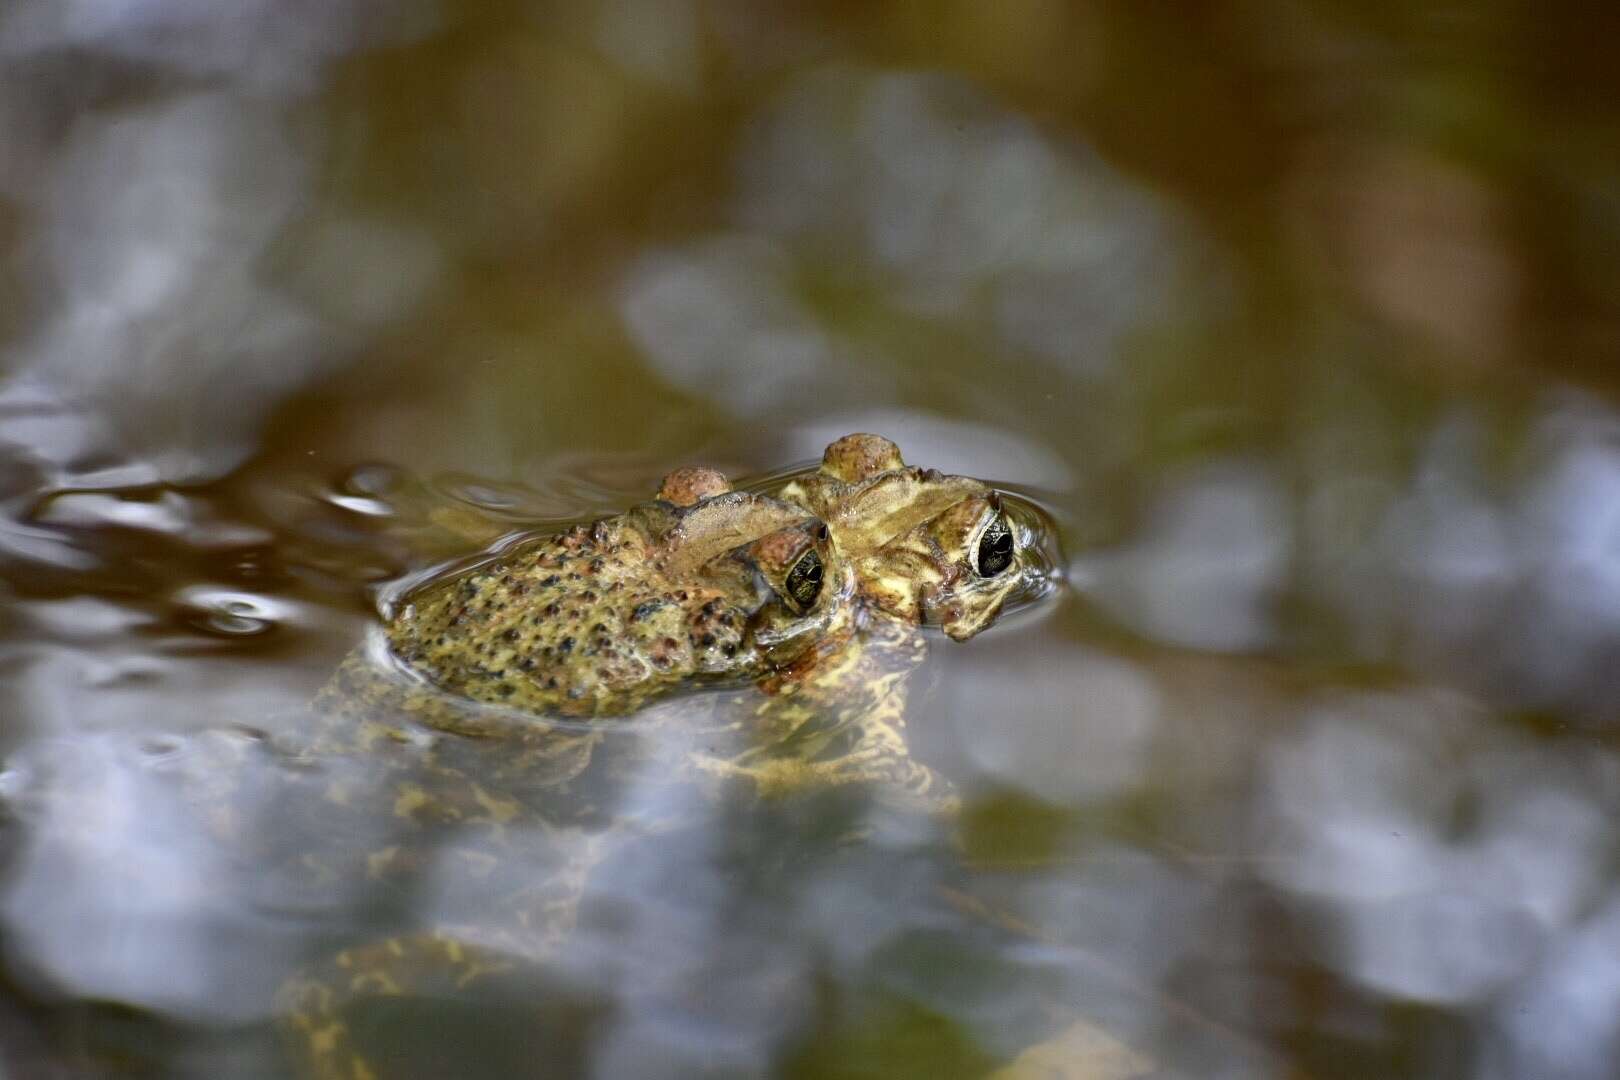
[3, 3, 1620, 1078]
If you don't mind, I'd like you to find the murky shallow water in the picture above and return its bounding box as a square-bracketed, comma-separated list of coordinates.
[4, 3, 1620, 1078]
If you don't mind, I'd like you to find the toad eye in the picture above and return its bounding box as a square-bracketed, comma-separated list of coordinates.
[783, 548, 823, 612]
[973, 513, 1015, 577]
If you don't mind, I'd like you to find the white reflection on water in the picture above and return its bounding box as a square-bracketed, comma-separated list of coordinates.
[0, 0, 437, 94]
[0, 2, 441, 486]
[1259, 692, 1610, 1006]
[0, 732, 286, 1022]
[570, 828, 820, 1079]
[1305, 392, 1620, 718]
[619, 235, 884, 416]
[8, 93, 323, 482]
[735, 69, 1185, 366]
[624, 68, 1192, 417]
[956, 645, 1159, 806]
[1486, 896, 1620, 1080]
[592, 0, 700, 92]
[1077, 461, 1290, 652]
[1514, 414, 1620, 712]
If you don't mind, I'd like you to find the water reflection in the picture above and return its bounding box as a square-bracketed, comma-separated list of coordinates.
[1, 1, 1619, 1077]
[1077, 461, 1290, 652]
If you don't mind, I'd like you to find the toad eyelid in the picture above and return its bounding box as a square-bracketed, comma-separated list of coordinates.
[967, 508, 997, 553]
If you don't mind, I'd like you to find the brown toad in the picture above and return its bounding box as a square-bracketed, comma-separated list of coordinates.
[381, 486, 844, 718]
[778, 433, 1037, 642]
[271, 436, 1054, 1080]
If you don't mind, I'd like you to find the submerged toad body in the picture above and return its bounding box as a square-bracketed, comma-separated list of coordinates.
[274, 435, 1052, 1079]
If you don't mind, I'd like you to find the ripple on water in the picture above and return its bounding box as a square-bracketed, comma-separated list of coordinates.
[433, 470, 608, 520]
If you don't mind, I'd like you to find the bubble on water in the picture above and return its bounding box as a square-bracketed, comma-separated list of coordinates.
[175, 588, 288, 638]
[340, 463, 403, 497]
[321, 464, 406, 517]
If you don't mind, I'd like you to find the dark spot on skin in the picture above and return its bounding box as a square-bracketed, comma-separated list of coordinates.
[498, 684, 513, 696]
[503, 629, 519, 642]
[544, 603, 560, 617]
[568, 573, 582, 581]
[582, 591, 597, 602]
[676, 591, 688, 602]
[591, 623, 606, 633]
[631, 601, 663, 621]
[588, 558, 604, 574]
[722, 644, 737, 657]
[519, 657, 535, 671]
[546, 677, 559, 689]
[698, 633, 715, 648]
[542, 575, 560, 587]
[558, 637, 575, 654]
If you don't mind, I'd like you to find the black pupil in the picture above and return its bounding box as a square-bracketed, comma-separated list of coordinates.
[785, 549, 823, 609]
[977, 517, 1014, 576]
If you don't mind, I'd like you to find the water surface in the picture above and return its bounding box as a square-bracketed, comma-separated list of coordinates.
[3, 3, 1620, 1078]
